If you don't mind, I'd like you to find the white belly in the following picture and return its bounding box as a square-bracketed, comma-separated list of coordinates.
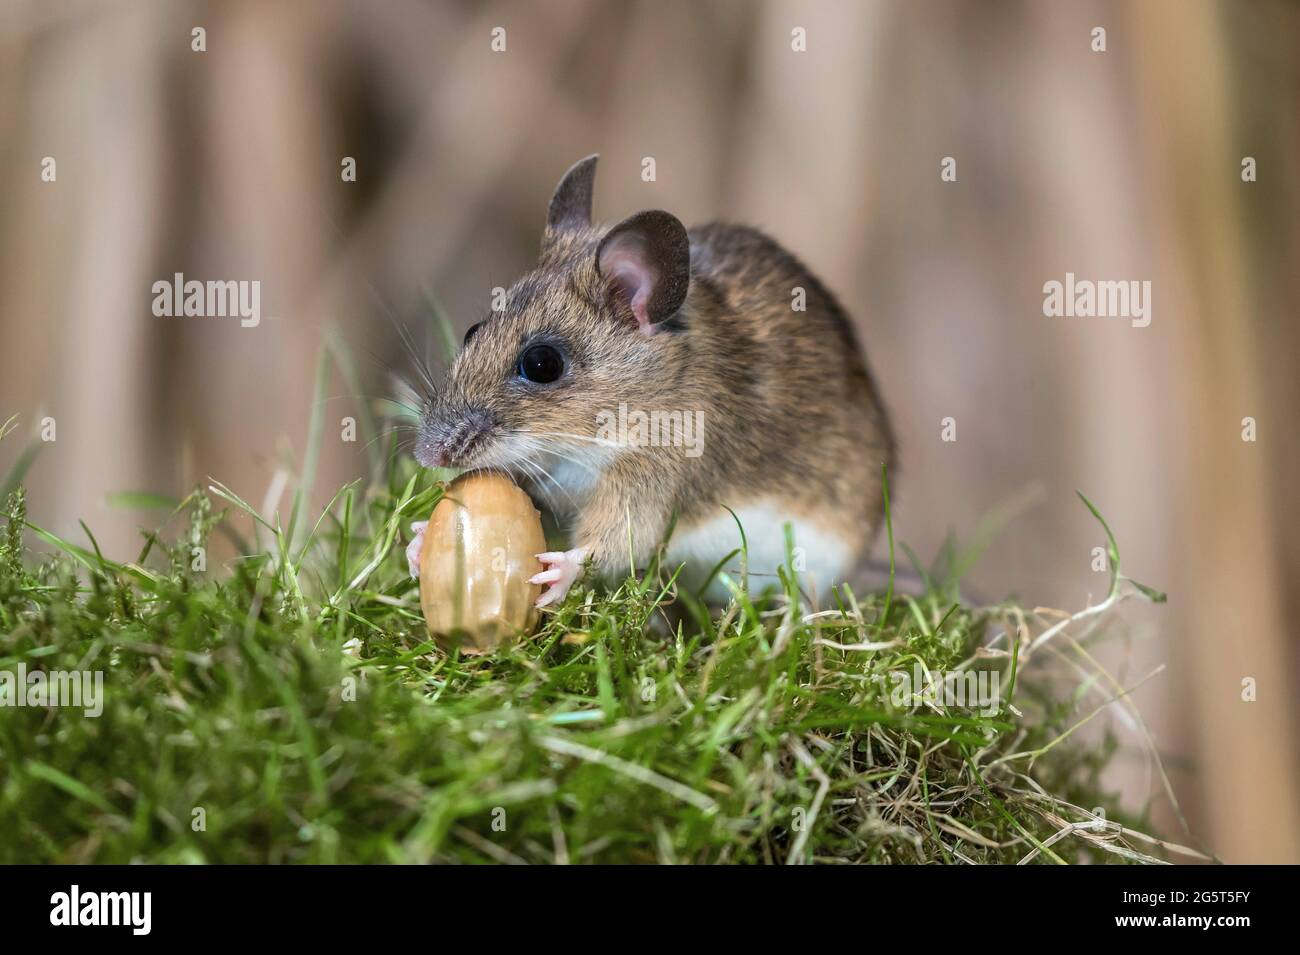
[664, 500, 856, 602]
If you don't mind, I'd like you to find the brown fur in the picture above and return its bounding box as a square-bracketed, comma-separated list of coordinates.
[416, 159, 895, 584]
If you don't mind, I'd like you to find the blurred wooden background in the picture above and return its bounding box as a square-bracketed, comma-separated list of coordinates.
[1, 0, 1297, 861]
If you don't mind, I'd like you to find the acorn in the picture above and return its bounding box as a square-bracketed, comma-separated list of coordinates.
[418, 471, 547, 654]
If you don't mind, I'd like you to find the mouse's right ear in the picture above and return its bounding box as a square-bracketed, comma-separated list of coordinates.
[596, 210, 690, 335]
[544, 154, 599, 241]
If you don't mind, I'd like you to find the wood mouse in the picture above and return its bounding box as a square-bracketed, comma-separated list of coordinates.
[407, 155, 895, 608]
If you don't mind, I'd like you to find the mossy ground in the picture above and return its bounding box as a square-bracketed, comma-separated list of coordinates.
[0, 415, 1200, 863]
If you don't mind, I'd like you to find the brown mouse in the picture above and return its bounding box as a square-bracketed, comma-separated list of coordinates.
[407, 154, 895, 607]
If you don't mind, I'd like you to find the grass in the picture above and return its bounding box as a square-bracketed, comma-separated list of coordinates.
[0, 397, 1205, 864]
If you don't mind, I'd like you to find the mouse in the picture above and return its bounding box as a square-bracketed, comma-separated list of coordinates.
[406, 154, 895, 609]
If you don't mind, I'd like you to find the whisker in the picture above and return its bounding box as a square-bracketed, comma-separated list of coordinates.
[306, 195, 443, 404]
[512, 449, 579, 509]
[364, 425, 417, 453]
[385, 397, 425, 420]
[540, 448, 600, 475]
[395, 318, 441, 400]
[510, 435, 601, 476]
[508, 428, 623, 450]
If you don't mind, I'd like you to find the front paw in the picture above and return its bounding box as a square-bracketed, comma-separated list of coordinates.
[406, 521, 428, 579]
[529, 547, 588, 609]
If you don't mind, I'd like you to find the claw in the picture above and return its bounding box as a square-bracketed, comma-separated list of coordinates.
[406, 521, 428, 579]
[532, 547, 587, 609]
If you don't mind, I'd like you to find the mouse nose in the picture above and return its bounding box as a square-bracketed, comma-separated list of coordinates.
[417, 408, 494, 468]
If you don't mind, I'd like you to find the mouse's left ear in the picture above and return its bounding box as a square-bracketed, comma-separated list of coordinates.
[596, 210, 690, 334]
[545, 154, 599, 238]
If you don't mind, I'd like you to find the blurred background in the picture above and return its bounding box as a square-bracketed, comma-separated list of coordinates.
[1, 0, 1297, 862]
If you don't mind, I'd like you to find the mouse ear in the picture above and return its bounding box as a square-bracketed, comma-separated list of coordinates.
[596, 210, 691, 334]
[545, 154, 599, 237]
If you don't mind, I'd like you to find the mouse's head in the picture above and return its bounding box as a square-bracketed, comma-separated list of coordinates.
[414, 155, 694, 476]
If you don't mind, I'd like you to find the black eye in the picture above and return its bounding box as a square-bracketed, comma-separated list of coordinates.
[517, 343, 565, 384]
[463, 322, 483, 347]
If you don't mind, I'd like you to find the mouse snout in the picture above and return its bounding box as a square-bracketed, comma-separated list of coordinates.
[415, 406, 495, 469]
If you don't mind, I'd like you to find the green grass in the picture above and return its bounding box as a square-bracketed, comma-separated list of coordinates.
[0, 403, 1203, 864]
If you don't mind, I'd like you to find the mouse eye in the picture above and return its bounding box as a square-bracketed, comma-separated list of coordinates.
[517, 343, 565, 384]
[463, 322, 483, 347]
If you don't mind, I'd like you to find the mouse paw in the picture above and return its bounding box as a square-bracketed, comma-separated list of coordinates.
[406, 521, 428, 579]
[529, 547, 587, 609]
